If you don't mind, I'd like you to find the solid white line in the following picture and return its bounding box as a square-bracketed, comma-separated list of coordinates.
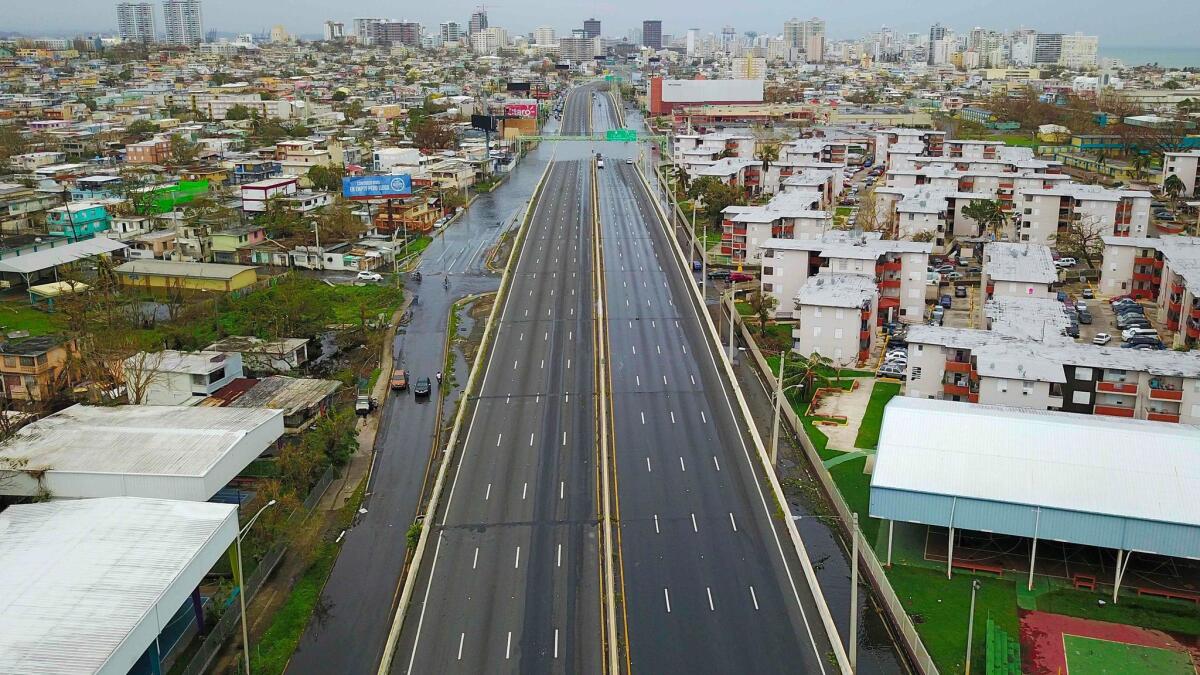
[730, 512, 738, 532]
[680, 457, 686, 472]
[515, 546, 521, 569]
[485, 484, 491, 500]
[496, 434, 503, 447]
[522, 482, 528, 500]
[664, 588, 672, 613]
[691, 513, 698, 533]
[713, 456, 721, 471]
[645, 456, 651, 472]
[472, 547, 479, 569]
[653, 514, 660, 533]
[707, 587, 715, 611]
[750, 585, 759, 610]
[554, 628, 560, 659]
[670, 411, 676, 424]
[506, 631, 513, 659]
[458, 632, 465, 660]
[557, 543, 562, 567]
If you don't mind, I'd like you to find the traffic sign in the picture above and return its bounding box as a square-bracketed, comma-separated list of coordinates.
[605, 129, 637, 142]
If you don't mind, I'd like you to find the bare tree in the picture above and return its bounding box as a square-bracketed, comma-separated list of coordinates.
[122, 350, 166, 404]
[1050, 214, 1109, 270]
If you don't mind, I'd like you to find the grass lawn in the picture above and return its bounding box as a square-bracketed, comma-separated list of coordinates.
[766, 354, 875, 379]
[1063, 636, 1195, 675]
[250, 542, 337, 675]
[990, 132, 1040, 148]
[834, 206, 854, 218]
[0, 302, 67, 336]
[853, 381, 901, 449]
[886, 565, 1021, 675]
[403, 235, 433, 256]
[1038, 589, 1200, 637]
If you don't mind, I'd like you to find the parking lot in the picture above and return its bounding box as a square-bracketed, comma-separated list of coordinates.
[1058, 278, 1164, 347]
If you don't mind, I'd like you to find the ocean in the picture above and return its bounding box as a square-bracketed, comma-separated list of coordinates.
[1100, 46, 1200, 69]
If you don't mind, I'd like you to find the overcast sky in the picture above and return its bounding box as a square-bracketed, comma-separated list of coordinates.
[6, 0, 1197, 47]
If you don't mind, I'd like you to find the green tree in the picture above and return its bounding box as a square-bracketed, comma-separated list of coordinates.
[1129, 153, 1151, 180]
[224, 104, 252, 121]
[1164, 173, 1186, 202]
[332, 90, 348, 102]
[754, 143, 780, 184]
[168, 135, 199, 166]
[411, 118, 457, 150]
[746, 290, 779, 336]
[0, 126, 28, 166]
[688, 176, 746, 226]
[961, 198, 1009, 240]
[307, 165, 345, 192]
[125, 119, 159, 140]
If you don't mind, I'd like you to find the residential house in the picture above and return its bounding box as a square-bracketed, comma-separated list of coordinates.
[0, 183, 60, 233]
[205, 336, 309, 375]
[125, 230, 177, 260]
[210, 225, 266, 264]
[241, 176, 299, 213]
[45, 202, 111, 241]
[127, 350, 244, 406]
[0, 336, 76, 404]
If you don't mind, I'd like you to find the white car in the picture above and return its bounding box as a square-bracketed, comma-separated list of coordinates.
[625, 158, 634, 165]
[356, 271, 384, 282]
[1122, 327, 1157, 340]
[1092, 333, 1112, 346]
[1054, 257, 1077, 268]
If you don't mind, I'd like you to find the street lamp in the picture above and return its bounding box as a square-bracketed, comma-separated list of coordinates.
[237, 499, 277, 675]
[964, 578, 982, 675]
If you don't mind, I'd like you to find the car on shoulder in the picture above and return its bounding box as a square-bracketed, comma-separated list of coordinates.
[1092, 333, 1112, 345]
[357, 271, 384, 282]
[390, 368, 408, 391]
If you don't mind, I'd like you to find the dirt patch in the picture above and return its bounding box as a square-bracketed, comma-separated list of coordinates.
[462, 294, 495, 364]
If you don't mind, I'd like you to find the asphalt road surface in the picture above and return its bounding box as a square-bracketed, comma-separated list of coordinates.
[393, 86, 604, 671]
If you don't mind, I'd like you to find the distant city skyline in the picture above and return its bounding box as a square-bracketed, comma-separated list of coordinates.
[3, 0, 1198, 48]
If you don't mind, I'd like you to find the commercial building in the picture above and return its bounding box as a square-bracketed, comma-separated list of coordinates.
[870, 398, 1200, 586]
[0, 404, 283, 500]
[469, 9, 488, 35]
[583, 18, 601, 39]
[240, 175, 299, 212]
[642, 20, 663, 50]
[559, 36, 600, 64]
[162, 0, 203, 46]
[115, 259, 259, 294]
[470, 27, 508, 55]
[117, 2, 156, 44]
[649, 77, 764, 116]
[0, 497, 239, 675]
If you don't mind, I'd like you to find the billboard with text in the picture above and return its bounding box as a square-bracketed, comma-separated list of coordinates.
[342, 175, 412, 200]
[504, 102, 539, 118]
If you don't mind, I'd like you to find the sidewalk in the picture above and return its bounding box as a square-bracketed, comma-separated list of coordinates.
[321, 291, 412, 511]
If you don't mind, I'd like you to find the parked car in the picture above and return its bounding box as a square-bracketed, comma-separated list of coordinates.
[933, 264, 955, 274]
[1054, 257, 1077, 268]
[390, 369, 409, 391]
[930, 306, 945, 324]
[413, 377, 432, 398]
[876, 364, 907, 380]
[1074, 301, 1088, 313]
[939, 294, 953, 308]
[706, 269, 731, 280]
[357, 271, 384, 282]
[355, 394, 378, 416]
[1081, 288, 1094, 299]
[954, 285, 968, 298]
[1077, 310, 1092, 324]
[1064, 323, 1080, 338]
[944, 271, 963, 281]
[1122, 327, 1158, 340]
[1092, 333, 1112, 345]
[729, 271, 755, 283]
[1122, 337, 1165, 349]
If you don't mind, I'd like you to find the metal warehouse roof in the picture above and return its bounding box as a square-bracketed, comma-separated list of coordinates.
[114, 259, 256, 280]
[0, 238, 127, 276]
[870, 398, 1200, 559]
[0, 404, 284, 501]
[0, 497, 238, 675]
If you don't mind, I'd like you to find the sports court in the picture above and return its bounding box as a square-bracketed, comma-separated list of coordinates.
[1021, 610, 1198, 675]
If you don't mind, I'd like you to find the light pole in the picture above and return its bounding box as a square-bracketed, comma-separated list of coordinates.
[964, 578, 982, 675]
[850, 512, 859, 672]
[769, 349, 786, 466]
[237, 499, 277, 675]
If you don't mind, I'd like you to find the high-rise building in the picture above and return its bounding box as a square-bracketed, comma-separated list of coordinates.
[533, 26, 556, 46]
[642, 20, 662, 50]
[730, 56, 765, 79]
[469, 8, 488, 35]
[1060, 33, 1099, 69]
[721, 25, 736, 53]
[374, 22, 422, 48]
[353, 18, 385, 45]
[928, 22, 946, 64]
[783, 17, 825, 62]
[470, 26, 506, 54]
[685, 28, 698, 56]
[583, 18, 601, 39]
[117, 2, 156, 44]
[559, 36, 599, 63]
[323, 20, 345, 41]
[1034, 33, 1063, 65]
[440, 21, 464, 43]
[162, 0, 202, 46]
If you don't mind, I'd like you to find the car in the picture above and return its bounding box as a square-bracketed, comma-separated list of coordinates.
[1123, 337, 1165, 348]
[1064, 323, 1080, 338]
[1092, 333, 1112, 345]
[413, 377, 432, 398]
[1121, 341, 1165, 350]
[1054, 257, 1077, 268]
[357, 271, 384, 282]
[1074, 301, 1088, 313]
[930, 306, 945, 324]
[876, 365, 907, 380]
[1077, 310, 1092, 324]
[965, 266, 982, 276]
[355, 394, 377, 416]
[390, 368, 409, 391]
[729, 271, 755, 283]
[1123, 327, 1158, 340]
[944, 271, 963, 281]
[706, 269, 731, 280]
[933, 264, 955, 274]
[926, 272, 942, 286]
[1081, 288, 1094, 299]
[954, 285, 968, 298]
[625, 158, 634, 165]
[1114, 304, 1144, 315]
[1117, 315, 1150, 327]
[939, 294, 952, 308]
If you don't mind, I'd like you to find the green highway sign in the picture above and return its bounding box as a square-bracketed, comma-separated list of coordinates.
[605, 129, 637, 142]
[604, 74, 623, 82]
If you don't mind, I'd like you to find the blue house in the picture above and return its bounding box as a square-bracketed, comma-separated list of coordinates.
[45, 202, 111, 241]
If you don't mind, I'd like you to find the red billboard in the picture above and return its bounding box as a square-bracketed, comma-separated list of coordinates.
[504, 101, 538, 118]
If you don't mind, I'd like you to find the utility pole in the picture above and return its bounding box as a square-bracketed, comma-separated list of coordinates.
[769, 348, 786, 466]
[850, 512, 859, 672]
[964, 579, 981, 675]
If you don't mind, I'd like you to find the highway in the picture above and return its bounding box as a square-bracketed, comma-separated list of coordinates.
[589, 94, 841, 669]
[393, 86, 603, 674]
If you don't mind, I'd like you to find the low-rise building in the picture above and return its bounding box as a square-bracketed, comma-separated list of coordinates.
[721, 190, 827, 263]
[126, 350, 244, 406]
[981, 242, 1058, 300]
[210, 225, 266, 264]
[240, 175, 300, 212]
[0, 335, 76, 404]
[1163, 150, 1200, 198]
[1099, 236, 1200, 348]
[45, 202, 112, 241]
[206, 336, 309, 375]
[114, 259, 259, 293]
[125, 138, 170, 164]
[791, 273, 878, 364]
[1015, 184, 1151, 244]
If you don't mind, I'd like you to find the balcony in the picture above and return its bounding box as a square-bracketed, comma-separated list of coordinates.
[1147, 411, 1181, 423]
[944, 382, 971, 397]
[1096, 381, 1138, 395]
[1148, 387, 1184, 402]
[859, 329, 872, 341]
[1133, 272, 1156, 283]
[877, 260, 902, 273]
[879, 279, 901, 289]
[945, 359, 973, 374]
[1094, 404, 1136, 418]
[1134, 256, 1156, 266]
[967, 393, 979, 403]
[1168, 297, 1182, 313]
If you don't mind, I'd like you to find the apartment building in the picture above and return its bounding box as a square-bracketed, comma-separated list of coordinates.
[1015, 183, 1152, 245]
[885, 165, 1072, 224]
[130, 350, 244, 406]
[720, 190, 827, 262]
[125, 138, 170, 165]
[117, 2, 156, 44]
[0, 336, 77, 404]
[760, 232, 931, 323]
[943, 139, 1005, 160]
[981, 242, 1057, 300]
[792, 274, 878, 364]
[240, 176, 299, 212]
[1101, 236, 1200, 349]
[904, 325, 1200, 424]
[45, 202, 112, 241]
[781, 138, 849, 165]
[162, 0, 203, 46]
[672, 131, 755, 171]
[1163, 151, 1200, 198]
[872, 128, 945, 167]
[873, 186, 991, 250]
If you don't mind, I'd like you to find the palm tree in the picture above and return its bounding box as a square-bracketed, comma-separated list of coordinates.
[1164, 174, 1185, 204]
[961, 198, 1009, 241]
[784, 351, 833, 403]
[755, 143, 780, 183]
[746, 290, 778, 336]
[1130, 153, 1150, 181]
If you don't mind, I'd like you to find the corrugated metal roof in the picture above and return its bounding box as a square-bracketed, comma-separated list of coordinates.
[872, 398, 1200, 527]
[0, 497, 238, 675]
[0, 238, 127, 275]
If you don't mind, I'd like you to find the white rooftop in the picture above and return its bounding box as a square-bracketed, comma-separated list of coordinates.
[0, 404, 284, 501]
[0, 497, 238, 675]
[873, 397, 1200, 527]
[795, 273, 876, 308]
[983, 242, 1057, 284]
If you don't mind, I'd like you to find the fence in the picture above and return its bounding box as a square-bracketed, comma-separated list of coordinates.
[174, 463, 338, 675]
[728, 298, 939, 674]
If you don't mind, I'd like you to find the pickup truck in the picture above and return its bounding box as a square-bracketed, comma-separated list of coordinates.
[390, 368, 408, 391]
[355, 394, 378, 416]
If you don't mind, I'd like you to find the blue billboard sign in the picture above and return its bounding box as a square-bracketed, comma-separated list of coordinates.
[342, 174, 413, 200]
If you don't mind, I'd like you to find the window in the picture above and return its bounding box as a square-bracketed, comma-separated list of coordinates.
[1022, 380, 1034, 395]
[762, 283, 773, 292]
[1075, 367, 1093, 381]
[763, 266, 774, 275]
[1072, 390, 1091, 405]
[835, 328, 844, 339]
[19, 356, 35, 368]
[835, 309, 844, 320]
[996, 379, 1009, 393]
[813, 327, 823, 337]
[814, 307, 822, 318]
[911, 366, 922, 381]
